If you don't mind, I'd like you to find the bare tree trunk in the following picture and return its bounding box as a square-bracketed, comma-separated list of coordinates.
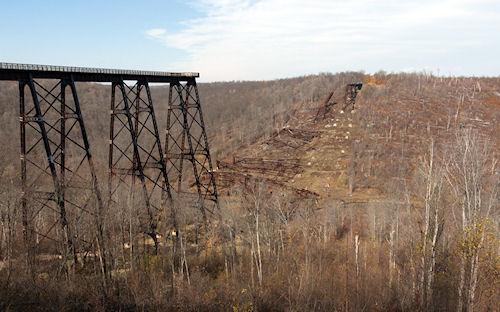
[388, 227, 395, 287]
[420, 149, 432, 308]
[345, 229, 349, 312]
[355, 234, 360, 311]
[249, 231, 255, 289]
[179, 232, 190, 285]
[426, 203, 439, 310]
[255, 212, 263, 287]
[457, 257, 466, 312]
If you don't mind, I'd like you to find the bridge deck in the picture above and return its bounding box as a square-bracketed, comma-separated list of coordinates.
[0, 62, 199, 82]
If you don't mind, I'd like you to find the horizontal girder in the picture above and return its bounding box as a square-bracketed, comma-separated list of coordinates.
[0, 62, 199, 83]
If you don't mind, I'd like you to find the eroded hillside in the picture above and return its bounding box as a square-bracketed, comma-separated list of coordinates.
[215, 73, 499, 209]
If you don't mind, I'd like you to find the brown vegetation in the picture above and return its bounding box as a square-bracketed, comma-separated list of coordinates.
[0, 72, 498, 311]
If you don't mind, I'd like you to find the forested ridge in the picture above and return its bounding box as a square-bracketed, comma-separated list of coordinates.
[0, 72, 498, 311]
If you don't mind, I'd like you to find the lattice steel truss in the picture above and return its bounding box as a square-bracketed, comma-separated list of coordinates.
[19, 75, 106, 274]
[108, 80, 174, 251]
[165, 80, 220, 223]
[0, 63, 220, 274]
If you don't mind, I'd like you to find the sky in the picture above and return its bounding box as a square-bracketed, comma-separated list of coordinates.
[1, 0, 499, 81]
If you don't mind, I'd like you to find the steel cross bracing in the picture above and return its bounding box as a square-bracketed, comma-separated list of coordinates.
[0, 63, 219, 275]
[108, 79, 175, 251]
[18, 75, 106, 274]
[343, 82, 363, 111]
[165, 80, 220, 222]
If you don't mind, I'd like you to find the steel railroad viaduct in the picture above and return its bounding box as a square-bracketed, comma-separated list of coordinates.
[0, 62, 219, 275]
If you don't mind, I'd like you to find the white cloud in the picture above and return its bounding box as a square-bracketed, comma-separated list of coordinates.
[147, 0, 500, 81]
[145, 28, 168, 39]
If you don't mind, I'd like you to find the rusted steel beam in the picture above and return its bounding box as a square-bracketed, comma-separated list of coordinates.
[218, 157, 303, 181]
[214, 170, 319, 199]
[314, 91, 336, 121]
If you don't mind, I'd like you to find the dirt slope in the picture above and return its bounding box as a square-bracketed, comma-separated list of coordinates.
[214, 73, 500, 208]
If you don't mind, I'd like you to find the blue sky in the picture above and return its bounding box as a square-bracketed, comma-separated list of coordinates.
[1, 0, 499, 81]
[0, 1, 195, 72]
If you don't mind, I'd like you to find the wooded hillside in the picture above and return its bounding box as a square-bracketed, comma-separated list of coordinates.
[0, 72, 498, 311]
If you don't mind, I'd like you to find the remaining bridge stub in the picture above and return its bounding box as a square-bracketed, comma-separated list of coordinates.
[0, 62, 218, 276]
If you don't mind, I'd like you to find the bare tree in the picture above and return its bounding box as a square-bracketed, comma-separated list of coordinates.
[416, 140, 445, 310]
[445, 128, 498, 312]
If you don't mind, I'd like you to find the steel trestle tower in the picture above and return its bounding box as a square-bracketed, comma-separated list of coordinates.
[0, 62, 219, 275]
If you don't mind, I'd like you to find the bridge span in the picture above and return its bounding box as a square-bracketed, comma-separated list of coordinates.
[0, 63, 219, 274]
